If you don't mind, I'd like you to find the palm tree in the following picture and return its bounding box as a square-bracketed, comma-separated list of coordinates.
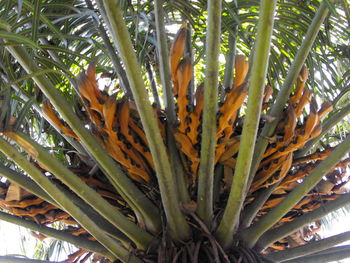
[1, 0, 350, 262]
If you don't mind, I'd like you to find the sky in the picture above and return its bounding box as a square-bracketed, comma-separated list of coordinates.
[0, 221, 73, 262]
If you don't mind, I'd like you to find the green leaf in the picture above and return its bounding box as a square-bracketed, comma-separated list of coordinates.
[14, 97, 35, 131]
[21, 0, 67, 46]
[0, 31, 41, 50]
[31, 0, 40, 43]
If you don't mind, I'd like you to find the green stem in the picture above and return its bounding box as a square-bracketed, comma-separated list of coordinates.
[265, 231, 350, 262]
[298, 245, 350, 257]
[166, 128, 191, 203]
[57, 183, 131, 245]
[241, 135, 350, 248]
[145, 60, 161, 106]
[60, 189, 131, 245]
[215, 0, 277, 248]
[185, 21, 195, 104]
[248, 1, 330, 187]
[101, 0, 191, 240]
[196, 0, 222, 226]
[296, 103, 350, 157]
[0, 164, 56, 205]
[222, 27, 238, 91]
[87, 0, 131, 96]
[180, 0, 195, 104]
[213, 164, 224, 204]
[1, 71, 87, 156]
[240, 183, 279, 229]
[8, 132, 155, 250]
[0, 136, 141, 263]
[154, 0, 190, 203]
[282, 245, 350, 263]
[0, 164, 133, 245]
[255, 192, 350, 249]
[6, 44, 161, 234]
[0, 211, 113, 259]
[154, 0, 176, 124]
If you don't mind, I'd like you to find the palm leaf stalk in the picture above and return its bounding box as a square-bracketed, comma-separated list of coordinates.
[242, 0, 332, 226]
[196, 0, 222, 226]
[313, 245, 350, 256]
[154, 0, 177, 123]
[215, 0, 277, 248]
[241, 134, 350, 248]
[296, 103, 350, 157]
[85, 0, 131, 96]
[4, 131, 154, 249]
[222, 27, 238, 96]
[0, 163, 131, 244]
[101, 0, 191, 240]
[249, 0, 330, 184]
[0, 136, 138, 263]
[241, 183, 279, 229]
[5, 45, 161, 234]
[154, 0, 190, 203]
[283, 245, 350, 263]
[256, 192, 350, 249]
[0, 165, 56, 205]
[0, 67, 87, 156]
[145, 60, 162, 106]
[265, 230, 350, 262]
[221, 0, 238, 99]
